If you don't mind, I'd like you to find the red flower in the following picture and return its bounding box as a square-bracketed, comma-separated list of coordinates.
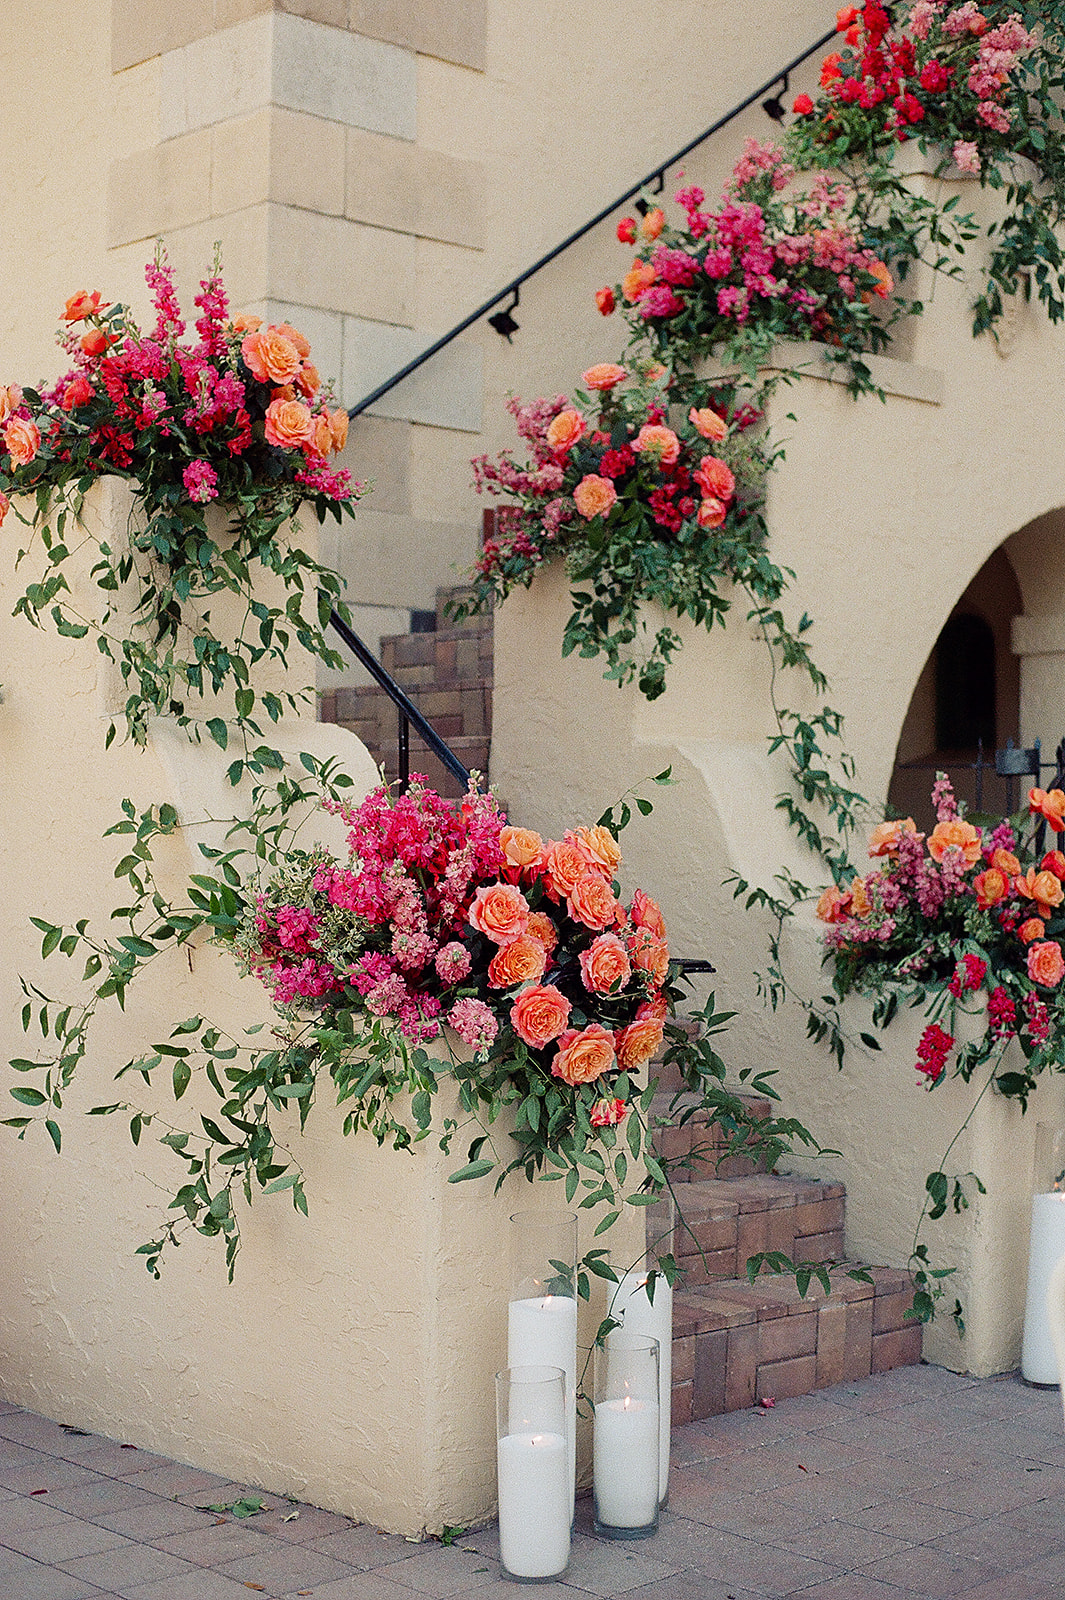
[915, 1023, 953, 1088]
[919, 60, 953, 93]
[595, 286, 616, 315]
[80, 328, 111, 357]
[616, 217, 637, 244]
[792, 93, 814, 115]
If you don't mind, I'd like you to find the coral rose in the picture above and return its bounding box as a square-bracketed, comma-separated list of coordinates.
[630, 929, 670, 985]
[552, 1023, 615, 1086]
[4, 416, 40, 467]
[575, 825, 621, 876]
[488, 934, 548, 988]
[1016, 868, 1064, 920]
[863, 260, 893, 301]
[615, 1016, 664, 1070]
[500, 825, 544, 877]
[590, 1097, 627, 1127]
[545, 408, 584, 453]
[468, 882, 530, 944]
[60, 375, 94, 411]
[992, 848, 1021, 878]
[617, 217, 637, 244]
[693, 455, 735, 501]
[62, 290, 105, 322]
[697, 498, 727, 528]
[230, 313, 263, 334]
[868, 818, 917, 857]
[273, 321, 311, 357]
[0, 491, 9, 525]
[511, 983, 571, 1048]
[264, 398, 314, 450]
[1028, 940, 1065, 988]
[0, 385, 22, 424]
[543, 838, 588, 899]
[309, 412, 333, 458]
[582, 363, 627, 391]
[927, 818, 982, 865]
[1043, 850, 1065, 880]
[973, 867, 1008, 909]
[622, 260, 657, 303]
[849, 878, 872, 919]
[526, 912, 558, 953]
[295, 364, 320, 400]
[1029, 788, 1065, 831]
[630, 889, 666, 939]
[329, 408, 349, 452]
[568, 871, 620, 931]
[1018, 918, 1046, 945]
[689, 406, 728, 442]
[633, 424, 680, 466]
[579, 933, 632, 995]
[242, 327, 302, 385]
[638, 993, 669, 1023]
[573, 474, 617, 521]
[816, 884, 851, 922]
[79, 329, 110, 356]
[596, 286, 616, 315]
[640, 207, 665, 241]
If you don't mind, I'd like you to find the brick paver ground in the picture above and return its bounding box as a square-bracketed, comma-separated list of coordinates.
[2, 1363, 1065, 1599]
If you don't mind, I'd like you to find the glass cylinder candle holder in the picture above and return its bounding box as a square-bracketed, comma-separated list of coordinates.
[1022, 1125, 1065, 1385]
[608, 1264, 672, 1505]
[508, 1212, 578, 1514]
[593, 1332, 660, 1540]
[496, 1365, 570, 1581]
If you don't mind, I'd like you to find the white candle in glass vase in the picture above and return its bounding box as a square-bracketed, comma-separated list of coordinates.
[1022, 1190, 1065, 1384]
[593, 1393, 660, 1530]
[508, 1295, 578, 1511]
[497, 1429, 570, 1578]
[613, 1269, 673, 1501]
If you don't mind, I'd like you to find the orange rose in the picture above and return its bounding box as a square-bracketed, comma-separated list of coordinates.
[630, 890, 666, 940]
[868, 818, 917, 857]
[638, 993, 669, 1023]
[816, 884, 851, 922]
[992, 848, 1021, 878]
[0, 491, 9, 525]
[1019, 918, 1045, 945]
[632, 424, 680, 466]
[272, 321, 311, 358]
[511, 983, 571, 1048]
[1028, 940, 1065, 988]
[264, 398, 314, 450]
[582, 363, 627, 391]
[689, 406, 727, 442]
[622, 260, 657, 303]
[79, 328, 110, 356]
[697, 498, 726, 528]
[1029, 788, 1065, 831]
[1016, 868, 1064, 920]
[568, 871, 619, 931]
[579, 932, 632, 995]
[861, 261, 893, 303]
[0, 384, 23, 424]
[595, 286, 616, 316]
[309, 413, 333, 457]
[329, 408, 349, 452]
[545, 408, 585, 454]
[296, 363, 320, 400]
[552, 1023, 615, 1086]
[488, 934, 548, 988]
[543, 839, 588, 900]
[973, 867, 1008, 909]
[573, 474, 617, 521]
[62, 290, 105, 322]
[591, 1097, 627, 1127]
[630, 929, 670, 985]
[1043, 851, 1065, 880]
[500, 825, 544, 876]
[242, 327, 302, 385]
[525, 911, 558, 952]
[4, 416, 40, 467]
[467, 882, 530, 944]
[927, 818, 982, 866]
[60, 375, 93, 411]
[640, 207, 665, 241]
[575, 825, 621, 876]
[693, 455, 735, 501]
[615, 1017, 664, 1070]
[230, 312, 263, 334]
[849, 879, 872, 919]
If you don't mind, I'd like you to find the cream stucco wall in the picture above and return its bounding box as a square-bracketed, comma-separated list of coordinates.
[490, 242, 1065, 1376]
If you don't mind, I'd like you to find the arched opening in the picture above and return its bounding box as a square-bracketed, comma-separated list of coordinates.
[887, 547, 1022, 831]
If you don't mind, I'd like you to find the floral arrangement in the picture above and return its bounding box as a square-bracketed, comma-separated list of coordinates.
[463, 360, 772, 698]
[237, 775, 672, 1138]
[786, 2, 1065, 334]
[598, 140, 898, 383]
[5, 248, 361, 745]
[818, 772, 1065, 1098]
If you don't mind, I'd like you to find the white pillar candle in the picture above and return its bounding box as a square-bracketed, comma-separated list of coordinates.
[1022, 1191, 1065, 1384]
[497, 1430, 570, 1579]
[508, 1295, 578, 1512]
[593, 1395, 660, 1531]
[613, 1270, 673, 1502]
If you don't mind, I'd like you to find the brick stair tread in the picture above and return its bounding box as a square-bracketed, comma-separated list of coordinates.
[676, 1173, 845, 1216]
[348, 677, 492, 703]
[674, 1262, 909, 1328]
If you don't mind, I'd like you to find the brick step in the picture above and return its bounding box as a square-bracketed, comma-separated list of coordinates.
[381, 627, 493, 682]
[669, 1173, 846, 1288]
[648, 1089, 774, 1181]
[671, 1263, 921, 1423]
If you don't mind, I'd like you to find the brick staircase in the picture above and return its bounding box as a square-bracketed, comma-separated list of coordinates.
[319, 585, 493, 798]
[648, 1057, 922, 1427]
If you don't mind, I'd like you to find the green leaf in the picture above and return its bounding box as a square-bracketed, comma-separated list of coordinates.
[10, 1087, 46, 1106]
[45, 1119, 62, 1154]
[173, 1061, 192, 1100]
[206, 718, 228, 750]
[447, 1159, 494, 1183]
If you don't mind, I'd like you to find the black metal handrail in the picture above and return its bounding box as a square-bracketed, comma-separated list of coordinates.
[328, 608, 472, 793]
[347, 25, 836, 421]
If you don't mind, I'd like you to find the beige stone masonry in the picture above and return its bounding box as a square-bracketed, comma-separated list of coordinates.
[269, 107, 346, 216]
[108, 127, 214, 248]
[114, 0, 486, 72]
[270, 207, 414, 323]
[345, 128, 485, 249]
